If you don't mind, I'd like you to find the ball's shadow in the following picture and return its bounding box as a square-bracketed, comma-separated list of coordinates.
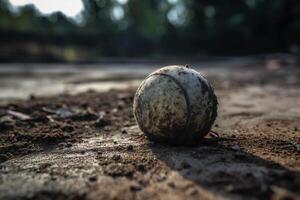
[149, 137, 300, 199]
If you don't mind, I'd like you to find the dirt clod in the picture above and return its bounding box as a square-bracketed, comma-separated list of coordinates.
[88, 176, 98, 182]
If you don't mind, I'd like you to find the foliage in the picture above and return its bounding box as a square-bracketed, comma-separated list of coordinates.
[0, 0, 299, 60]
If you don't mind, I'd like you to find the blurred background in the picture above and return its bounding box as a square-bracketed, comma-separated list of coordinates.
[0, 0, 299, 100]
[1, 0, 299, 62]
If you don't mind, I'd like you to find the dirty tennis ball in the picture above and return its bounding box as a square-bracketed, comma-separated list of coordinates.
[133, 65, 218, 145]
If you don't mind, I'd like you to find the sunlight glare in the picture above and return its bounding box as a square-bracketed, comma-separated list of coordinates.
[9, 0, 84, 18]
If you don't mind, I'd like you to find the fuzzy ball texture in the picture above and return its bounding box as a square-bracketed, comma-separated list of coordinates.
[133, 65, 218, 145]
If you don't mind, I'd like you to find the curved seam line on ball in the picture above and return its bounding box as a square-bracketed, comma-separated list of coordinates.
[148, 73, 192, 135]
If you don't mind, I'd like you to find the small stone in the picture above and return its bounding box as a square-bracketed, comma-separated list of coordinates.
[127, 145, 133, 151]
[168, 181, 175, 188]
[55, 108, 74, 118]
[88, 176, 97, 182]
[94, 116, 111, 128]
[130, 184, 141, 191]
[103, 126, 111, 131]
[231, 144, 241, 151]
[112, 108, 118, 113]
[186, 188, 198, 196]
[80, 151, 85, 154]
[157, 173, 166, 182]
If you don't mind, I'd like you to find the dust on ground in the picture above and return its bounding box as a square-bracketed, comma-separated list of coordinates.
[0, 62, 300, 200]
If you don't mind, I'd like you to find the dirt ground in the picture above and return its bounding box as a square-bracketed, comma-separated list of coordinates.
[0, 64, 300, 200]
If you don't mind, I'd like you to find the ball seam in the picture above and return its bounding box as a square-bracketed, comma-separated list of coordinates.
[147, 73, 192, 136]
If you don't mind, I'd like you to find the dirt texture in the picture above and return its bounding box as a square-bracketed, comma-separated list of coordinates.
[0, 66, 300, 200]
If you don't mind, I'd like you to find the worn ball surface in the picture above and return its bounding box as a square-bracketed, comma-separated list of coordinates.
[133, 65, 218, 145]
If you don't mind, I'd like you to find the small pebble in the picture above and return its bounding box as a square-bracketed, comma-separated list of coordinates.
[127, 145, 133, 151]
[186, 188, 198, 196]
[88, 176, 97, 182]
[130, 184, 141, 191]
[168, 181, 175, 188]
[231, 144, 241, 151]
[80, 151, 85, 154]
[94, 116, 111, 128]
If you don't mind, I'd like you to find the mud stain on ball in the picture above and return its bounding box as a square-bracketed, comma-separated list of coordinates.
[133, 65, 218, 145]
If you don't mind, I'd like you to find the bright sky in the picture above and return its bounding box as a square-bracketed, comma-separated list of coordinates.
[9, 0, 84, 18]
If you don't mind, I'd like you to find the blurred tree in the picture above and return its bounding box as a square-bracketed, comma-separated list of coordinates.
[0, 0, 14, 29]
[127, 0, 167, 40]
[81, 0, 118, 34]
[0, 0, 299, 60]
[14, 5, 40, 32]
[48, 12, 77, 34]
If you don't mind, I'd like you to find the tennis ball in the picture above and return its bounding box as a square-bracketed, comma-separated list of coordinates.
[133, 65, 218, 145]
